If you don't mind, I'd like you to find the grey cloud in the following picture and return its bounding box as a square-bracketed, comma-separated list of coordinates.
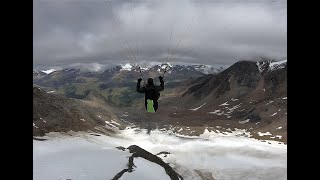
[33, 0, 287, 68]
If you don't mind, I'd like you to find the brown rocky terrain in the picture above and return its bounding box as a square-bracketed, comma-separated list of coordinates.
[33, 60, 287, 143]
[123, 60, 287, 143]
[33, 85, 128, 136]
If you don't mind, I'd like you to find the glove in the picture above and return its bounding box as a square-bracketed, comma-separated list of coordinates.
[137, 78, 142, 83]
[159, 76, 163, 81]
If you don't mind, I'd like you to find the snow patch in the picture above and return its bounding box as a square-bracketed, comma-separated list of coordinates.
[276, 127, 282, 130]
[105, 121, 117, 128]
[190, 103, 206, 111]
[282, 97, 287, 100]
[217, 111, 225, 116]
[120, 63, 133, 71]
[208, 110, 221, 114]
[219, 101, 229, 106]
[161, 63, 172, 69]
[227, 103, 242, 113]
[111, 120, 120, 126]
[80, 119, 86, 121]
[33, 123, 39, 129]
[256, 61, 267, 73]
[239, 119, 250, 124]
[271, 112, 277, 117]
[266, 101, 274, 105]
[258, 132, 272, 136]
[231, 98, 238, 101]
[42, 118, 47, 123]
[200, 128, 251, 139]
[41, 69, 56, 74]
[269, 59, 287, 71]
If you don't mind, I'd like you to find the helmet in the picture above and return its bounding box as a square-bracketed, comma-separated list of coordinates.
[147, 78, 153, 84]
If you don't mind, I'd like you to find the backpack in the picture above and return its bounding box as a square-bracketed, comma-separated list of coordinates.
[145, 84, 160, 100]
[151, 85, 160, 100]
[155, 90, 160, 100]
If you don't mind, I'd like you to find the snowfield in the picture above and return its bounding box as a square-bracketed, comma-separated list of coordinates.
[33, 128, 287, 180]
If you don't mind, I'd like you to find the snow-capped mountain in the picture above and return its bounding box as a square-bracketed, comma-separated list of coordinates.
[33, 70, 48, 79]
[169, 60, 287, 143]
[256, 59, 287, 73]
[116, 62, 228, 75]
[33, 63, 229, 84]
[269, 59, 287, 71]
[191, 64, 229, 74]
[41, 69, 56, 74]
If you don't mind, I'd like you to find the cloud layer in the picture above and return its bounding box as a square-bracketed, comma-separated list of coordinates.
[33, 0, 287, 66]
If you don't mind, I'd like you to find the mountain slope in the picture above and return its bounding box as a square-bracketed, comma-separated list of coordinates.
[33, 85, 127, 136]
[134, 60, 287, 142]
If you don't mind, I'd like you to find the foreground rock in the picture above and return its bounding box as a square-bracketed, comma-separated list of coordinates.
[113, 145, 183, 180]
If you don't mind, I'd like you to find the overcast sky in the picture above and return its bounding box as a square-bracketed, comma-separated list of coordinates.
[33, 0, 287, 69]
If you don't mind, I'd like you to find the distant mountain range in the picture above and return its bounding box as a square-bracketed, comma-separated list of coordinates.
[33, 63, 229, 106]
[33, 59, 287, 143]
[34, 63, 229, 75]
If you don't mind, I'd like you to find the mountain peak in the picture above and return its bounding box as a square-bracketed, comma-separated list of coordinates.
[120, 63, 134, 71]
[41, 69, 56, 74]
[256, 59, 287, 73]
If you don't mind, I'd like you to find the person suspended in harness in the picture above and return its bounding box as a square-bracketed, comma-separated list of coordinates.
[136, 76, 164, 112]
